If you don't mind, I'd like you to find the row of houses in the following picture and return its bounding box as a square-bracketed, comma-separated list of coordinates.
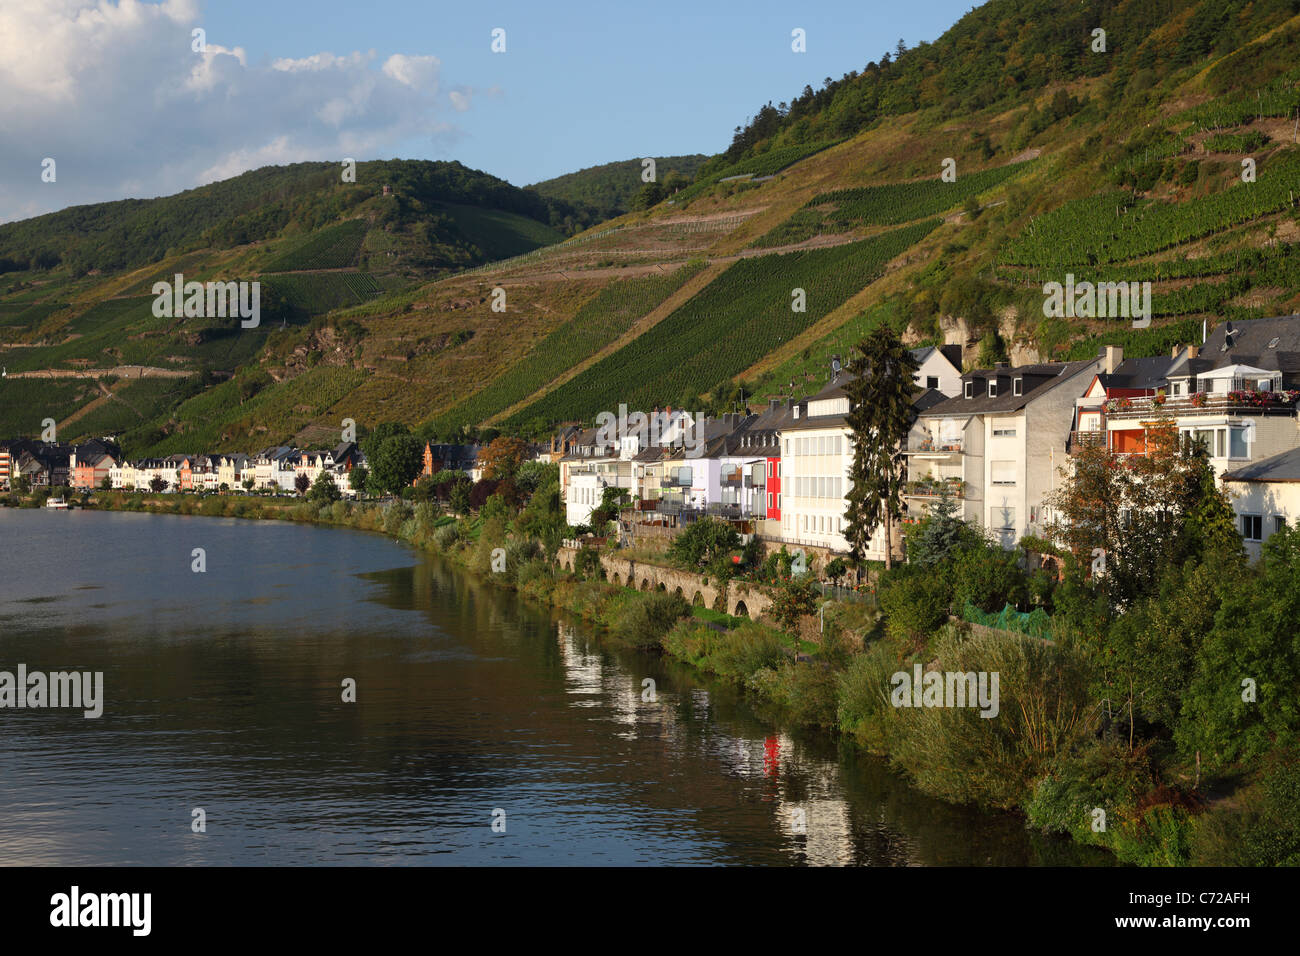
[556, 317, 1300, 562]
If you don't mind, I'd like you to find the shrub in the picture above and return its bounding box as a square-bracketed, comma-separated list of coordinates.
[887, 628, 1096, 809]
[837, 642, 904, 751]
[751, 661, 840, 728]
[951, 542, 1026, 612]
[433, 522, 460, 549]
[611, 591, 690, 649]
[878, 569, 950, 642]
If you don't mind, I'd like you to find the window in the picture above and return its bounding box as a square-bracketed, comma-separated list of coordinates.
[1013, 378, 1023, 396]
[926, 376, 939, 389]
[992, 427, 1017, 438]
[768, 492, 773, 509]
[1230, 426, 1249, 459]
[964, 381, 974, 399]
[991, 461, 1016, 485]
[1274, 515, 1286, 534]
[1172, 382, 1182, 396]
[1242, 514, 1263, 541]
[996, 505, 1016, 530]
[988, 381, 998, 397]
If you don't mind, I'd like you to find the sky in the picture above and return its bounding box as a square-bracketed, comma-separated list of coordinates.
[0, 0, 979, 224]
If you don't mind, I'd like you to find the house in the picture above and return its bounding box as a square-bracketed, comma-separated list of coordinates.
[1221, 447, 1300, 559]
[0, 438, 38, 489]
[909, 357, 1104, 547]
[217, 453, 250, 490]
[560, 427, 622, 526]
[737, 398, 796, 522]
[1102, 317, 1300, 479]
[910, 344, 965, 396]
[782, 376, 946, 561]
[1069, 347, 1177, 455]
[15, 443, 71, 488]
[251, 447, 299, 491]
[418, 443, 480, 483]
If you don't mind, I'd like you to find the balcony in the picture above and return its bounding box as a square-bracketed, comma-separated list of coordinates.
[905, 437, 963, 456]
[904, 478, 966, 499]
[1067, 430, 1106, 454]
[1105, 391, 1300, 420]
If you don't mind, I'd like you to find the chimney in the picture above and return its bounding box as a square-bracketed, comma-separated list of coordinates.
[1188, 345, 1199, 360]
[1104, 345, 1123, 375]
[769, 398, 780, 410]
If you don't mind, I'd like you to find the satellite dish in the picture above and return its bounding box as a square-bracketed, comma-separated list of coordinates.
[831, 354, 842, 376]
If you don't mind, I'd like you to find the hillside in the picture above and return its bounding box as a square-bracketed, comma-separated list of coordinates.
[528, 154, 710, 227]
[7, 0, 1300, 455]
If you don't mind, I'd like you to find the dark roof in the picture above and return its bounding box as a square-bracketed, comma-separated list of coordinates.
[911, 343, 963, 370]
[1185, 315, 1300, 386]
[1096, 355, 1179, 391]
[919, 359, 1097, 417]
[784, 377, 942, 431]
[1223, 446, 1300, 482]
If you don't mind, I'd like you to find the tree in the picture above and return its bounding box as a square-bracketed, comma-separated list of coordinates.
[448, 478, 472, 516]
[843, 326, 920, 570]
[149, 475, 167, 494]
[99, 476, 112, 490]
[631, 181, 666, 210]
[308, 471, 341, 504]
[478, 435, 530, 482]
[348, 465, 367, 497]
[367, 433, 424, 496]
[908, 487, 979, 567]
[1045, 421, 1240, 608]
[11, 475, 29, 496]
[242, 477, 255, 492]
[294, 471, 310, 495]
[667, 517, 739, 569]
[770, 575, 820, 635]
[590, 486, 629, 529]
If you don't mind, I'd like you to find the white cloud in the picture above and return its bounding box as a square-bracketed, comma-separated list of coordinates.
[0, 0, 464, 223]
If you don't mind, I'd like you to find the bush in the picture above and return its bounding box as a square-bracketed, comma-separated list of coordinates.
[750, 661, 840, 728]
[661, 620, 788, 680]
[1192, 749, 1300, 866]
[433, 522, 460, 550]
[611, 591, 690, 649]
[878, 569, 950, 642]
[887, 628, 1096, 809]
[837, 642, 903, 751]
[951, 542, 1026, 612]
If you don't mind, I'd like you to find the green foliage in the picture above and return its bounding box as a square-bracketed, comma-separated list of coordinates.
[307, 470, 341, 504]
[673, 141, 841, 205]
[878, 568, 951, 641]
[950, 541, 1026, 612]
[263, 219, 368, 271]
[667, 517, 740, 569]
[1192, 749, 1300, 865]
[660, 620, 790, 681]
[1003, 154, 1300, 267]
[527, 154, 709, 227]
[367, 430, 424, 496]
[769, 575, 820, 633]
[844, 324, 919, 565]
[609, 591, 690, 649]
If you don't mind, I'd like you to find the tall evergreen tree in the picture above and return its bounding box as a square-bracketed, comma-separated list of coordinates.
[843, 326, 920, 570]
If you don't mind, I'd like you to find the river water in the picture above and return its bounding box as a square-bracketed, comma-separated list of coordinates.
[0, 509, 1111, 866]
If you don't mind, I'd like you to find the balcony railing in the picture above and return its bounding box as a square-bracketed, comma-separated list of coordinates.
[1067, 430, 1106, 453]
[1105, 391, 1300, 419]
[906, 437, 963, 454]
[904, 478, 965, 499]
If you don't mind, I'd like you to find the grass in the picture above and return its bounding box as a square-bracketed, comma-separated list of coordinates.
[262, 219, 368, 272]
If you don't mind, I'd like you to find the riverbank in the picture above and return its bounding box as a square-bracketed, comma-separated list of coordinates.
[5, 488, 1264, 866]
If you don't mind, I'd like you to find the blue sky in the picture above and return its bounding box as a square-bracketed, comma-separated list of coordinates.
[0, 0, 978, 221]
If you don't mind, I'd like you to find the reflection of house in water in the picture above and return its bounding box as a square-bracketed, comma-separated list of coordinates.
[556, 623, 653, 736]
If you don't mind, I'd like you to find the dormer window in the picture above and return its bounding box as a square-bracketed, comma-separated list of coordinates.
[964, 381, 974, 399]
[988, 380, 998, 398]
[1013, 377, 1023, 396]
[1268, 336, 1281, 349]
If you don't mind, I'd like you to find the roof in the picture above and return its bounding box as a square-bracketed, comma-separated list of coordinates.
[1223, 446, 1300, 482]
[919, 359, 1098, 417]
[1095, 355, 1179, 391]
[1183, 315, 1300, 387]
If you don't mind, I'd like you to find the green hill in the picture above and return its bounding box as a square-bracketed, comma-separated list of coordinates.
[8, 0, 1300, 456]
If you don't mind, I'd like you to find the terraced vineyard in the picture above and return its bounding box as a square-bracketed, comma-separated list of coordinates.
[754, 160, 1031, 247]
[262, 219, 368, 272]
[433, 261, 707, 433]
[0, 302, 65, 334]
[1002, 153, 1300, 267]
[262, 271, 383, 316]
[504, 220, 938, 426]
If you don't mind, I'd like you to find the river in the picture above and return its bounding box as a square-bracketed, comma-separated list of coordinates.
[0, 509, 1112, 865]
